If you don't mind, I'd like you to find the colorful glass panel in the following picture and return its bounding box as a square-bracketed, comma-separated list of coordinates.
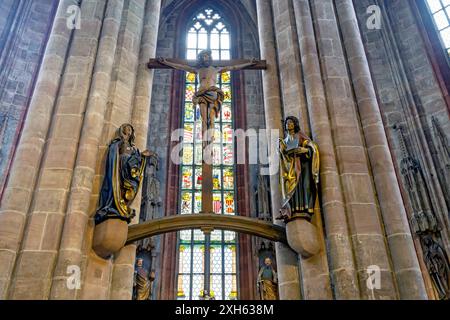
[223, 168, 234, 189]
[222, 104, 232, 122]
[182, 144, 193, 165]
[182, 166, 193, 189]
[184, 124, 194, 143]
[181, 191, 192, 214]
[194, 166, 202, 190]
[223, 124, 233, 144]
[223, 144, 233, 165]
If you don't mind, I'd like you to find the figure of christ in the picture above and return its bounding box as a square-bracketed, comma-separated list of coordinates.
[158, 50, 256, 148]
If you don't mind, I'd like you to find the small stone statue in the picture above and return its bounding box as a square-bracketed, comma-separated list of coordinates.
[200, 290, 216, 300]
[94, 123, 154, 224]
[133, 258, 155, 300]
[257, 257, 278, 300]
[277, 116, 320, 222]
[422, 235, 450, 300]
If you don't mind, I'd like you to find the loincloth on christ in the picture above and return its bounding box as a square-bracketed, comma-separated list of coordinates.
[193, 86, 224, 128]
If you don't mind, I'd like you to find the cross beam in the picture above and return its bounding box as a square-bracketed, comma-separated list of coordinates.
[148, 58, 267, 70]
[126, 214, 287, 245]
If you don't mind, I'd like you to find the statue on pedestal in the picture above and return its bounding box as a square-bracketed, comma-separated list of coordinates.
[133, 257, 156, 300]
[422, 235, 450, 300]
[94, 123, 153, 225]
[277, 116, 320, 222]
[257, 257, 278, 300]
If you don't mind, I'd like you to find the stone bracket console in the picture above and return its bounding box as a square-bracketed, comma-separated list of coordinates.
[285, 218, 320, 258]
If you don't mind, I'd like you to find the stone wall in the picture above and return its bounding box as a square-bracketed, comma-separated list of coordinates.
[0, 0, 17, 46]
[0, 0, 161, 300]
[255, 0, 437, 299]
[0, 0, 57, 196]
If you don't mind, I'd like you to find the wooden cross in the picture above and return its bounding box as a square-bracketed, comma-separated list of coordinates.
[148, 56, 266, 213]
[148, 56, 266, 299]
[148, 58, 267, 70]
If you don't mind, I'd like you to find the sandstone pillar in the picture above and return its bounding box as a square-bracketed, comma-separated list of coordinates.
[292, 0, 360, 299]
[256, 0, 301, 300]
[270, 0, 333, 299]
[49, 0, 125, 299]
[109, 0, 162, 300]
[309, 0, 397, 299]
[131, 0, 161, 152]
[80, 0, 148, 300]
[271, 0, 309, 134]
[334, 0, 427, 299]
[0, 0, 79, 299]
[7, 0, 107, 300]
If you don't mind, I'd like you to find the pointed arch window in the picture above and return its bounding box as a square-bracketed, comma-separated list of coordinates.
[176, 7, 238, 301]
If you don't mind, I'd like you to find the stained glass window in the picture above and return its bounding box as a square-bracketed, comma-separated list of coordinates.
[426, 0, 450, 57]
[177, 8, 238, 301]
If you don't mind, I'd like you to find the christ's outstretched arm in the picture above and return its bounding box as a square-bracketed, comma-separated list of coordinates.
[157, 57, 197, 74]
[218, 58, 257, 73]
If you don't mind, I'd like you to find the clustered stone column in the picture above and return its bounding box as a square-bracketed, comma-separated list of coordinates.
[0, 0, 77, 299]
[0, 0, 162, 300]
[110, 0, 162, 300]
[273, 0, 333, 300]
[49, 0, 125, 300]
[254, 0, 428, 300]
[308, 0, 399, 299]
[8, 0, 108, 299]
[292, 0, 360, 300]
[334, 0, 426, 299]
[256, 0, 302, 300]
[272, 0, 309, 134]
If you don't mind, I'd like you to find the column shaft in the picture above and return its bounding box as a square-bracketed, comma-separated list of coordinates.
[293, 0, 360, 299]
[256, 0, 301, 300]
[0, 0, 76, 299]
[49, 0, 125, 299]
[335, 0, 427, 299]
[109, 0, 162, 300]
[309, 0, 397, 299]
[272, 0, 310, 134]
[79, 0, 147, 300]
[8, 0, 107, 300]
[272, 0, 332, 299]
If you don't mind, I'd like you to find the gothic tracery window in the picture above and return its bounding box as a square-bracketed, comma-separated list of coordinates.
[426, 0, 450, 57]
[176, 7, 238, 300]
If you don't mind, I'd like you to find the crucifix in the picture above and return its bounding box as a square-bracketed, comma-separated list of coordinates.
[148, 49, 266, 299]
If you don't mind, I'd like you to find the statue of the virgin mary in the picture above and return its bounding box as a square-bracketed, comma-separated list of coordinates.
[95, 124, 152, 225]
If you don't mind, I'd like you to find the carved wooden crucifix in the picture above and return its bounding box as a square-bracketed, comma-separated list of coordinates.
[148, 51, 266, 215]
[148, 50, 266, 299]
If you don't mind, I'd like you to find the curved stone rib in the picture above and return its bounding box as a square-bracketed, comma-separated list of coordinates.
[126, 214, 287, 244]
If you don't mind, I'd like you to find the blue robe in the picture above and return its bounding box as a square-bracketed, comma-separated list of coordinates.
[95, 139, 145, 224]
